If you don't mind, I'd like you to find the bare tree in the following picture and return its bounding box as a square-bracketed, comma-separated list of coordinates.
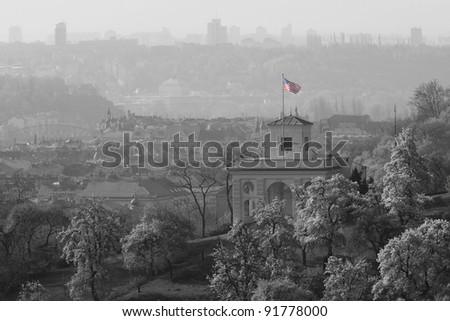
[171, 166, 225, 237]
[1, 171, 35, 205]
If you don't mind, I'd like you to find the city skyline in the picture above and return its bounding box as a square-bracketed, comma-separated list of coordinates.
[1, 0, 450, 42]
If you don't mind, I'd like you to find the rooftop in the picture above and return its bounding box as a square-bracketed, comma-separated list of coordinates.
[267, 115, 313, 126]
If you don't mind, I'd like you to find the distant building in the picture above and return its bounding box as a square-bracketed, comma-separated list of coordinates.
[55, 22, 67, 46]
[9, 26, 22, 43]
[320, 114, 371, 135]
[255, 26, 267, 42]
[438, 36, 450, 47]
[206, 19, 227, 45]
[411, 27, 423, 46]
[306, 29, 322, 49]
[348, 33, 372, 46]
[158, 79, 190, 97]
[104, 30, 117, 40]
[228, 25, 240, 44]
[328, 32, 346, 46]
[230, 115, 351, 223]
[281, 24, 294, 45]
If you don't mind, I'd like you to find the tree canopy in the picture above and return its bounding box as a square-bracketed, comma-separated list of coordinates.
[373, 219, 450, 300]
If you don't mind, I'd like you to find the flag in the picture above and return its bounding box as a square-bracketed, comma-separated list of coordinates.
[283, 77, 301, 94]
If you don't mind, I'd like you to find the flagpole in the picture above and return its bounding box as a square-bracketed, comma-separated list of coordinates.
[394, 104, 397, 136]
[282, 73, 285, 157]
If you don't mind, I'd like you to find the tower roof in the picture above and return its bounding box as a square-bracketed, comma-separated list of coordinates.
[267, 115, 313, 126]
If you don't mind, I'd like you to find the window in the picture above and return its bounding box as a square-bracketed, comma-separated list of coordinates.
[244, 200, 250, 216]
[281, 137, 293, 152]
[243, 199, 256, 217]
[243, 181, 254, 194]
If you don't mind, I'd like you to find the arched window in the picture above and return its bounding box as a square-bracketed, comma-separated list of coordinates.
[243, 181, 254, 194]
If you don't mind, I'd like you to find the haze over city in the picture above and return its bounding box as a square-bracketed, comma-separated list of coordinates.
[1, 0, 450, 313]
[1, 0, 450, 42]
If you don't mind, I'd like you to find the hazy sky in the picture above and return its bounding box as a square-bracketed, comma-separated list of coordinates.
[1, 0, 450, 42]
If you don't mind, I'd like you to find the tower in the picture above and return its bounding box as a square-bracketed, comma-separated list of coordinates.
[410, 27, 423, 46]
[206, 19, 227, 45]
[9, 26, 22, 43]
[55, 22, 67, 46]
[229, 114, 351, 224]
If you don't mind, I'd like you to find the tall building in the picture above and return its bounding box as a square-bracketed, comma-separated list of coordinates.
[228, 25, 241, 44]
[255, 26, 267, 42]
[306, 29, 322, 49]
[55, 22, 67, 45]
[206, 19, 227, 45]
[348, 33, 372, 46]
[411, 27, 423, 46]
[281, 24, 294, 45]
[9, 26, 22, 43]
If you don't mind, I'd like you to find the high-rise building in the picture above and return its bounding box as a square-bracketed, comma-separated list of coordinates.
[206, 19, 227, 45]
[411, 27, 423, 46]
[9, 26, 22, 43]
[255, 26, 267, 42]
[348, 33, 372, 46]
[306, 29, 322, 49]
[281, 24, 294, 45]
[228, 25, 240, 44]
[55, 22, 67, 45]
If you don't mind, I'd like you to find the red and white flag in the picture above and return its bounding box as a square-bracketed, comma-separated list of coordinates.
[283, 76, 302, 94]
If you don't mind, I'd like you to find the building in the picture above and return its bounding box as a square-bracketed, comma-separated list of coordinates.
[348, 33, 372, 46]
[206, 19, 227, 45]
[320, 114, 371, 136]
[55, 22, 67, 46]
[255, 26, 267, 42]
[230, 115, 351, 223]
[411, 27, 423, 46]
[228, 25, 240, 44]
[9, 26, 22, 43]
[281, 24, 294, 45]
[306, 29, 322, 49]
[158, 79, 190, 97]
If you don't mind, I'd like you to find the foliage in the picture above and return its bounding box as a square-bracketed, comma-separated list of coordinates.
[1, 171, 35, 205]
[121, 204, 194, 290]
[209, 223, 265, 300]
[373, 219, 450, 300]
[349, 167, 369, 194]
[294, 174, 359, 262]
[409, 79, 450, 122]
[58, 203, 122, 300]
[252, 278, 315, 301]
[382, 127, 430, 226]
[414, 117, 450, 192]
[252, 198, 299, 278]
[353, 135, 395, 184]
[3, 204, 67, 261]
[121, 220, 162, 277]
[0, 76, 115, 126]
[323, 256, 375, 301]
[17, 280, 49, 301]
[353, 184, 402, 255]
